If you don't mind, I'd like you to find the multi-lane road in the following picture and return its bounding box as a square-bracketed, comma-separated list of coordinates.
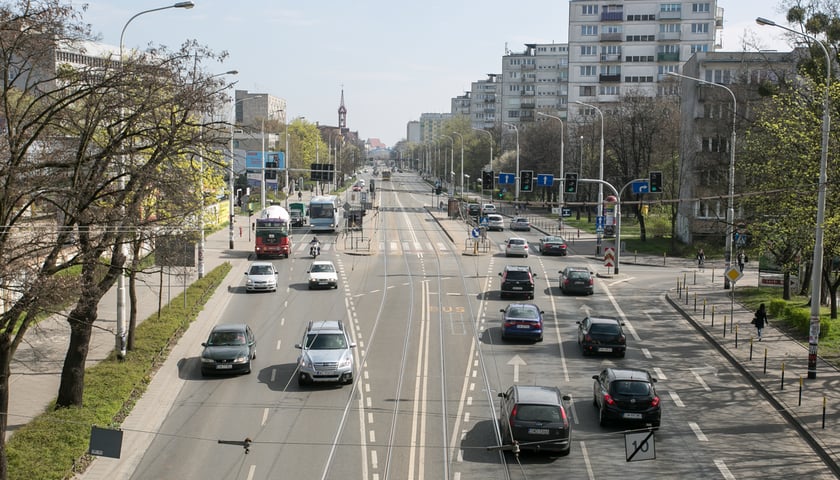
[129, 171, 836, 480]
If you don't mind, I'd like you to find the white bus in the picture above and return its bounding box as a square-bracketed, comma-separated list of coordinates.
[309, 195, 341, 232]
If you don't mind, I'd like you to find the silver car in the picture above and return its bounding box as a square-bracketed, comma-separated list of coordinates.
[295, 320, 356, 386]
[486, 214, 504, 231]
[244, 261, 278, 292]
[505, 237, 529, 257]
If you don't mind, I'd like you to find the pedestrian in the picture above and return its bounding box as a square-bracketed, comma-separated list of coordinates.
[697, 248, 705, 267]
[737, 251, 745, 272]
[752, 303, 768, 340]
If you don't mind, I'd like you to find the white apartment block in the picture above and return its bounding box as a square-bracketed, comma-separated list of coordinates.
[567, 0, 722, 119]
[418, 112, 452, 143]
[469, 74, 500, 130]
[499, 43, 570, 128]
[235, 89, 287, 128]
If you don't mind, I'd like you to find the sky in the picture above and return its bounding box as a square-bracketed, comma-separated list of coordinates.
[76, 1, 793, 147]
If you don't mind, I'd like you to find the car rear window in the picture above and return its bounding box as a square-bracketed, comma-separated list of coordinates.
[590, 323, 620, 334]
[568, 271, 589, 279]
[508, 239, 525, 245]
[515, 405, 562, 423]
[506, 271, 531, 281]
[612, 381, 651, 396]
[509, 307, 539, 319]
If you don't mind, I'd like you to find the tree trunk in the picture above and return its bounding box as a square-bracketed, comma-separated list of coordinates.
[0, 336, 12, 480]
[783, 271, 792, 301]
[55, 304, 95, 408]
[635, 206, 647, 242]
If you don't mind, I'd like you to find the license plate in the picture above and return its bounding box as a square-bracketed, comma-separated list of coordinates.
[598, 347, 613, 352]
[316, 370, 335, 375]
[216, 364, 233, 369]
[318, 280, 328, 284]
[528, 428, 550, 435]
[512, 287, 523, 290]
[623, 412, 643, 419]
[517, 325, 531, 329]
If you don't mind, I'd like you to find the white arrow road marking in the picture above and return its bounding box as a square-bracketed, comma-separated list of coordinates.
[507, 355, 527, 383]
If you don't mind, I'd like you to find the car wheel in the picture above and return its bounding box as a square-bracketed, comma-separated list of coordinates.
[618, 351, 625, 358]
[298, 374, 309, 386]
[593, 394, 598, 407]
[599, 407, 608, 426]
[559, 446, 571, 457]
[245, 361, 252, 374]
[537, 335, 544, 342]
[344, 376, 354, 385]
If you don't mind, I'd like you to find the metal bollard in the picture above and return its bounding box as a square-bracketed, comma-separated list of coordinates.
[694, 293, 697, 312]
[764, 348, 768, 374]
[663, 252, 666, 265]
[799, 376, 803, 406]
[711, 305, 715, 327]
[780, 362, 785, 390]
[823, 397, 827, 429]
[735, 325, 738, 348]
[703, 299, 707, 319]
[685, 285, 689, 305]
[749, 337, 753, 360]
[723, 315, 726, 337]
[693, 270, 697, 285]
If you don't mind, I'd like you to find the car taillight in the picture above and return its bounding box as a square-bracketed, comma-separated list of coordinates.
[619, 335, 626, 344]
[604, 393, 615, 405]
[651, 396, 660, 408]
[560, 406, 569, 429]
[588, 277, 594, 285]
[510, 405, 518, 424]
[584, 335, 593, 342]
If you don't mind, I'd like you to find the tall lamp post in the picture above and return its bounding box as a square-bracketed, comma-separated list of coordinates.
[452, 131, 464, 196]
[116, 1, 195, 358]
[537, 112, 565, 209]
[472, 128, 494, 202]
[574, 101, 605, 255]
[757, 16, 831, 379]
[503, 122, 520, 202]
[440, 135, 454, 192]
[668, 71, 737, 290]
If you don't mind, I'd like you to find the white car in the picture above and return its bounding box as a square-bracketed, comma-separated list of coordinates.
[505, 237, 529, 257]
[486, 214, 504, 231]
[307, 260, 339, 289]
[245, 261, 278, 292]
[482, 204, 497, 215]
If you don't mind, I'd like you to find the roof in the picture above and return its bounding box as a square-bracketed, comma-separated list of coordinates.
[587, 316, 621, 324]
[211, 323, 248, 333]
[307, 320, 344, 332]
[606, 368, 653, 382]
[504, 265, 531, 271]
[512, 385, 563, 404]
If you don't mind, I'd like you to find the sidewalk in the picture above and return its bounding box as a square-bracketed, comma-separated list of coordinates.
[8, 220, 252, 441]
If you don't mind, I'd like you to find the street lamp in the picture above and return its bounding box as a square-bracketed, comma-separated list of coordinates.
[757, 16, 831, 379]
[574, 101, 605, 255]
[453, 131, 464, 196]
[503, 122, 520, 202]
[473, 128, 494, 203]
[116, 1, 195, 358]
[537, 112, 566, 210]
[464, 173, 471, 193]
[668, 71, 737, 290]
[440, 135, 454, 192]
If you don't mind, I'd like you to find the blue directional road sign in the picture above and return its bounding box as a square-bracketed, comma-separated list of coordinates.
[595, 215, 605, 233]
[498, 172, 516, 185]
[471, 227, 481, 238]
[536, 174, 554, 187]
[561, 207, 572, 217]
[632, 181, 650, 194]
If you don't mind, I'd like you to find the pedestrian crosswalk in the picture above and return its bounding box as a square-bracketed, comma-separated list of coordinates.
[286, 239, 513, 256]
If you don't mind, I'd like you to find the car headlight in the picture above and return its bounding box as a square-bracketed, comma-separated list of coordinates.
[298, 355, 310, 367]
[338, 354, 352, 368]
[233, 353, 249, 364]
[201, 356, 215, 364]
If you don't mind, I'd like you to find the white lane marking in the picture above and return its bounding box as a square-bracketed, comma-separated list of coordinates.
[580, 441, 595, 479]
[603, 282, 641, 341]
[568, 394, 580, 425]
[689, 422, 708, 441]
[369, 430, 376, 443]
[280, 317, 285, 326]
[669, 391, 684, 407]
[371, 450, 378, 469]
[641, 348, 652, 359]
[714, 459, 736, 480]
[692, 371, 712, 392]
[270, 368, 276, 383]
[508, 355, 526, 383]
[368, 412, 374, 424]
[246, 464, 256, 480]
[466, 397, 472, 406]
[261, 408, 269, 426]
[653, 367, 667, 380]
[464, 412, 470, 423]
[276, 339, 281, 350]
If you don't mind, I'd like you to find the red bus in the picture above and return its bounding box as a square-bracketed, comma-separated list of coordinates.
[255, 205, 292, 258]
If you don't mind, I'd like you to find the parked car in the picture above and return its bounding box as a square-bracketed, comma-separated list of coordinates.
[592, 367, 661, 429]
[539, 236, 568, 256]
[499, 265, 537, 299]
[500, 303, 544, 342]
[577, 316, 626, 357]
[509, 216, 531, 231]
[307, 260, 339, 289]
[244, 261, 278, 293]
[505, 237, 529, 257]
[295, 320, 356, 386]
[486, 214, 504, 231]
[200, 323, 256, 376]
[498, 385, 572, 455]
[559, 266, 594, 295]
[482, 203, 497, 215]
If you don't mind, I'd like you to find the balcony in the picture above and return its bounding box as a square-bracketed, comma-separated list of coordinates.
[600, 32, 622, 42]
[601, 11, 623, 21]
[520, 101, 536, 109]
[659, 10, 681, 20]
[521, 64, 536, 70]
[658, 31, 681, 41]
[657, 52, 680, 62]
[520, 90, 535, 96]
[599, 74, 621, 83]
[600, 53, 621, 62]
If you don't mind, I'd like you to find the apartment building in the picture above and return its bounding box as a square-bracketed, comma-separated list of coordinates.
[469, 74, 500, 130]
[235, 89, 286, 128]
[499, 43, 570, 128]
[673, 50, 797, 244]
[567, 0, 722, 116]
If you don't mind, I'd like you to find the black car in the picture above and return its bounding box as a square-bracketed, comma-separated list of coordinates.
[539, 236, 568, 256]
[592, 367, 661, 428]
[498, 385, 572, 455]
[499, 265, 537, 299]
[577, 316, 626, 357]
[467, 203, 481, 219]
[200, 323, 256, 376]
[559, 266, 594, 295]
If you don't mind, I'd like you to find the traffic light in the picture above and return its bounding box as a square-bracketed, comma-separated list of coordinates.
[564, 173, 578, 193]
[310, 163, 321, 181]
[649, 171, 663, 193]
[520, 170, 533, 192]
[482, 170, 494, 190]
[435, 186, 442, 195]
[265, 160, 276, 180]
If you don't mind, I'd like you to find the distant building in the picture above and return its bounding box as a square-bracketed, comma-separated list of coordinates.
[468, 74, 500, 130]
[499, 43, 569, 129]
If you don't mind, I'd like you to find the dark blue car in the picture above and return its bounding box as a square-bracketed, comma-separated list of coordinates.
[500, 303, 544, 342]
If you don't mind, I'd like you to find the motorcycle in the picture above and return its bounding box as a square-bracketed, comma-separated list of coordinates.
[309, 242, 321, 258]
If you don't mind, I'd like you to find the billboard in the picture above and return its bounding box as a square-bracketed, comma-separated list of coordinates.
[246, 151, 286, 188]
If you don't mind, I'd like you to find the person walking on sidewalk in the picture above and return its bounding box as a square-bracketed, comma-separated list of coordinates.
[697, 248, 705, 268]
[737, 251, 746, 272]
[752, 303, 768, 340]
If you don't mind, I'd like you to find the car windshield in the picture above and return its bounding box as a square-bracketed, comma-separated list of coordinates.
[515, 405, 562, 423]
[249, 265, 274, 275]
[305, 333, 347, 349]
[590, 323, 620, 334]
[508, 307, 539, 319]
[506, 271, 530, 281]
[311, 264, 335, 273]
[613, 380, 651, 396]
[515, 218, 527, 223]
[207, 331, 246, 346]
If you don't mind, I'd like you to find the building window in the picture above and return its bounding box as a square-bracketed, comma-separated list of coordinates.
[657, 65, 679, 74]
[580, 85, 596, 97]
[627, 14, 656, 21]
[661, 3, 681, 12]
[660, 23, 681, 33]
[627, 55, 655, 62]
[581, 25, 598, 36]
[582, 4, 599, 15]
[704, 69, 733, 84]
[580, 45, 597, 56]
[599, 85, 620, 95]
[702, 136, 729, 153]
[580, 65, 597, 76]
[604, 25, 622, 34]
[691, 23, 710, 33]
[624, 76, 654, 83]
[690, 44, 710, 53]
[659, 44, 680, 53]
[692, 3, 710, 13]
[626, 34, 656, 41]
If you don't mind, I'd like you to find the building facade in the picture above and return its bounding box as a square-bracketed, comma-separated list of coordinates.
[235, 89, 286, 127]
[500, 43, 570, 128]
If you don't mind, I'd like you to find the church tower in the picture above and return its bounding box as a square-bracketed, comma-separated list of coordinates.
[338, 87, 347, 131]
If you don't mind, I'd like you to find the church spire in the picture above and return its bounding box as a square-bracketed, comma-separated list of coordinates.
[338, 87, 347, 130]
